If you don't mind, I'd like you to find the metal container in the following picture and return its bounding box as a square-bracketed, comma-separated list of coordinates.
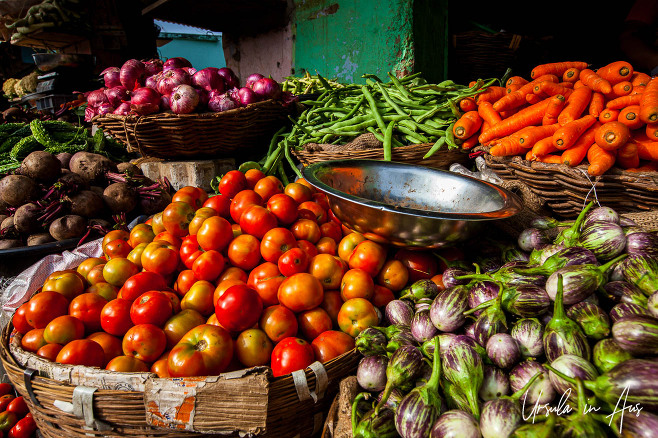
[302, 159, 523, 249]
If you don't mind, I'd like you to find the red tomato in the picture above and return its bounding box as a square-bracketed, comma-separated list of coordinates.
[247, 262, 285, 307]
[229, 189, 263, 223]
[42, 271, 85, 301]
[394, 248, 439, 282]
[181, 280, 215, 316]
[179, 234, 204, 269]
[278, 273, 324, 313]
[196, 216, 233, 252]
[174, 269, 198, 296]
[337, 298, 379, 337]
[87, 331, 123, 366]
[86, 264, 106, 286]
[308, 254, 346, 290]
[76, 257, 106, 281]
[100, 298, 134, 336]
[127, 243, 147, 269]
[260, 227, 297, 263]
[188, 207, 218, 236]
[270, 337, 315, 377]
[340, 268, 375, 301]
[298, 201, 327, 224]
[235, 328, 273, 367]
[203, 193, 232, 219]
[215, 284, 263, 332]
[348, 240, 387, 277]
[11, 303, 32, 335]
[151, 212, 165, 234]
[43, 315, 84, 345]
[36, 343, 63, 361]
[244, 168, 266, 189]
[86, 282, 118, 302]
[294, 177, 315, 192]
[105, 355, 150, 372]
[151, 355, 171, 378]
[122, 324, 167, 363]
[141, 240, 180, 277]
[213, 278, 246, 307]
[119, 271, 168, 302]
[372, 285, 395, 308]
[128, 223, 156, 248]
[102, 230, 130, 252]
[297, 209, 317, 222]
[167, 324, 234, 377]
[192, 250, 225, 282]
[163, 308, 206, 349]
[239, 205, 278, 239]
[6, 397, 28, 417]
[104, 239, 133, 260]
[435, 247, 466, 271]
[153, 231, 182, 248]
[172, 186, 208, 210]
[337, 232, 366, 262]
[312, 192, 330, 211]
[227, 234, 261, 271]
[21, 328, 46, 352]
[376, 259, 409, 292]
[217, 266, 248, 284]
[311, 330, 355, 362]
[130, 291, 174, 327]
[430, 273, 446, 291]
[56, 339, 105, 367]
[162, 201, 196, 237]
[297, 239, 318, 260]
[0, 394, 14, 412]
[102, 257, 140, 288]
[320, 221, 343, 243]
[277, 247, 309, 277]
[259, 305, 298, 343]
[315, 236, 337, 255]
[290, 219, 321, 244]
[320, 290, 343, 328]
[284, 182, 313, 204]
[8, 415, 37, 438]
[218, 170, 248, 198]
[69, 292, 108, 333]
[297, 307, 333, 341]
[267, 193, 299, 226]
[0, 383, 12, 397]
[24, 291, 69, 329]
[253, 175, 284, 202]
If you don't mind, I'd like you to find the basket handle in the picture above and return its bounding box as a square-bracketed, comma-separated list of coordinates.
[23, 368, 40, 407]
[291, 360, 329, 404]
[53, 386, 112, 432]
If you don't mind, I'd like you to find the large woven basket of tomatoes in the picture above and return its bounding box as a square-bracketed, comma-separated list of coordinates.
[0, 168, 433, 437]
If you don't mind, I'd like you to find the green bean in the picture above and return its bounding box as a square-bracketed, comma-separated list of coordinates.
[277, 160, 290, 185]
[383, 120, 395, 161]
[316, 73, 333, 92]
[362, 73, 384, 83]
[444, 122, 459, 150]
[315, 129, 362, 137]
[396, 124, 429, 144]
[423, 137, 446, 159]
[284, 138, 303, 178]
[397, 72, 423, 83]
[387, 72, 413, 100]
[361, 86, 387, 132]
[331, 96, 365, 124]
[366, 126, 385, 142]
[265, 126, 288, 159]
[376, 82, 409, 117]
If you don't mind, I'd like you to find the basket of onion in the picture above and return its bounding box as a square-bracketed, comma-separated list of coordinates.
[90, 57, 297, 160]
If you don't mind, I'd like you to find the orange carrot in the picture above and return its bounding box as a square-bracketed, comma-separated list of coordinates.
[561, 121, 601, 166]
[632, 132, 658, 160]
[631, 85, 646, 95]
[539, 154, 563, 164]
[525, 149, 536, 161]
[619, 105, 645, 130]
[639, 77, 658, 124]
[478, 98, 550, 144]
[477, 100, 502, 126]
[525, 93, 544, 105]
[596, 61, 634, 85]
[616, 141, 640, 169]
[646, 123, 658, 140]
[631, 72, 651, 87]
[588, 92, 605, 118]
[587, 143, 617, 176]
[543, 94, 567, 126]
[493, 74, 558, 112]
[507, 84, 523, 94]
[460, 134, 479, 150]
[553, 114, 597, 150]
[453, 111, 483, 139]
[481, 120, 490, 132]
[459, 97, 477, 112]
[574, 80, 586, 89]
[562, 67, 580, 83]
[606, 93, 642, 109]
[476, 86, 507, 104]
[506, 76, 529, 88]
[579, 69, 613, 94]
[557, 86, 593, 125]
[610, 81, 633, 98]
[531, 61, 588, 79]
[594, 121, 630, 151]
[489, 135, 528, 157]
[534, 81, 573, 99]
[499, 108, 520, 119]
[625, 161, 658, 172]
[532, 136, 559, 157]
[599, 108, 620, 122]
[515, 123, 560, 149]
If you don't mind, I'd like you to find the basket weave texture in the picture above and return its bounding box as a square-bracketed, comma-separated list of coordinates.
[92, 100, 293, 160]
[1, 323, 360, 438]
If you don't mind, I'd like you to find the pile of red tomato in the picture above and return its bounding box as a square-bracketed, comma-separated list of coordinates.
[0, 383, 36, 437]
[11, 169, 445, 379]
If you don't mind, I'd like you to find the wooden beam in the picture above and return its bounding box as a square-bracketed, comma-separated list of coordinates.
[142, 0, 171, 15]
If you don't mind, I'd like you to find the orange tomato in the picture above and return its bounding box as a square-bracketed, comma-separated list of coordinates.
[340, 268, 375, 301]
[277, 273, 324, 313]
[308, 254, 346, 290]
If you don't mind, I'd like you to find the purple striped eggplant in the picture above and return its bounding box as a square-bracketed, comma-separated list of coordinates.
[584, 205, 619, 227]
[486, 333, 521, 370]
[609, 260, 625, 281]
[649, 291, 658, 319]
[554, 201, 595, 247]
[509, 360, 555, 405]
[456, 264, 545, 289]
[442, 267, 474, 288]
[415, 298, 433, 313]
[609, 410, 658, 438]
[441, 379, 472, 413]
[471, 292, 508, 347]
[542, 273, 591, 362]
[620, 216, 638, 227]
[510, 318, 544, 359]
[479, 365, 510, 401]
[592, 338, 632, 374]
[509, 413, 557, 438]
[501, 246, 530, 264]
[374, 345, 425, 415]
[356, 327, 388, 357]
[352, 392, 399, 438]
[501, 285, 551, 317]
[468, 281, 500, 316]
[621, 254, 658, 296]
[386, 327, 417, 353]
[601, 280, 648, 307]
[623, 225, 646, 236]
[430, 409, 481, 438]
[555, 378, 608, 438]
[474, 256, 502, 274]
[625, 231, 658, 257]
[612, 315, 658, 355]
[513, 246, 598, 277]
[566, 301, 611, 340]
[442, 342, 483, 419]
[357, 355, 389, 392]
[546, 354, 599, 404]
[463, 322, 477, 341]
[433, 335, 487, 363]
[528, 243, 565, 267]
[546, 359, 658, 413]
[411, 310, 438, 343]
[394, 337, 444, 438]
[429, 285, 469, 332]
[530, 215, 562, 230]
[385, 300, 415, 326]
[579, 220, 627, 261]
[544, 254, 627, 305]
[376, 387, 405, 411]
[479, 371, 544, 438]
[400, 279, 440, 303]
[609, 302, 649, 323]
[517, 227, 550, 252]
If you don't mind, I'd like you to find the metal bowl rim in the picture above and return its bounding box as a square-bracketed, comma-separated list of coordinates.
[302, 159, 523, 221]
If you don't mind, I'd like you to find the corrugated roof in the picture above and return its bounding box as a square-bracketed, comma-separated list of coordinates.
[154, 19, 221, 36]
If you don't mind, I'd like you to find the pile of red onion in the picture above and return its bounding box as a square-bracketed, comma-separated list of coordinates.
[85, 57, 294, 121]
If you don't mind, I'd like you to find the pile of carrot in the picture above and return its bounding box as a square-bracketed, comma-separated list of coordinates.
[453, 60, 658, 176]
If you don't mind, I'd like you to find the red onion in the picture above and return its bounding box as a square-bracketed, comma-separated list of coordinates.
[100, 67, 121, 88]
[228, 87, 240, 102]
[130, 87, 161, 115]
[252, 77, 282, 100]
[156, 68, 191, 96]
[170, 84, 199, 114]
[160, 94, 170, 110]
[237, 87, 260, 106]
[143, 58, 163, 76]
[196, 88, 209, 108]
[144, 73, 161, 89]
[120, 59, 146, 90]
[104, 86, 131, 107]
[183, 67, 197, 76]
[163, 57, 192, 70]
[87, 88, 109, 108]
[245, 73, 264, 89]
[84, 105, 97, 122]
[113, 102, 131, 115]
[218, 67, 239, 89]
[96, 102, 115, 116]
[208, 92, 238, 112]
[192, 67, 225, 92]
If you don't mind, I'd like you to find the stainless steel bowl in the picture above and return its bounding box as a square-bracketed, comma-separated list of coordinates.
[302, 159, 523, 249]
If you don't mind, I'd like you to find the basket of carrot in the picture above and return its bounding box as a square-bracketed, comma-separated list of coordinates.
[453, 60, 658, 218]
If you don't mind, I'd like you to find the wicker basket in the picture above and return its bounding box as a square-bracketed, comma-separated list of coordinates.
[92, 100, 293, 160]
[1, 323, 360, 437]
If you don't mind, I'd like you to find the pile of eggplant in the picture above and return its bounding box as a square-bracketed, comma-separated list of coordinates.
[351, 201, 658, 438]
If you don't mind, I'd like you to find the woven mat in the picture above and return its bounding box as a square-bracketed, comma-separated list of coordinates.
[301, 133, 382, 153]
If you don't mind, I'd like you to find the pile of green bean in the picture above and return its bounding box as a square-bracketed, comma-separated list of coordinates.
[281, 72, 345, 95]
[244, 72, 503, 182]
